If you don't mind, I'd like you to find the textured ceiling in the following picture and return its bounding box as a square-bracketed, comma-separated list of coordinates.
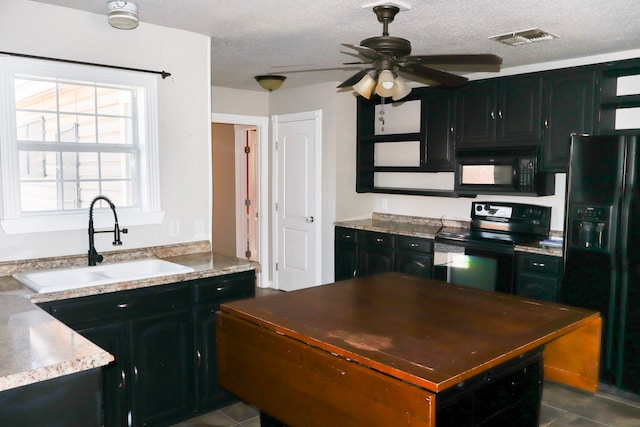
[30, 0, 640, 91]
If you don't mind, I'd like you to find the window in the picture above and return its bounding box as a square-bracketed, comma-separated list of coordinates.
[0, 56, 162, 233]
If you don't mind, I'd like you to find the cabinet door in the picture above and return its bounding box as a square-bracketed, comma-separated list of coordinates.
[335, 240, 359, 281]
[456, 81, 497, 146]
[395, 251, 433, 278]
[78, 322, 130, 427]
[360, 246, 394, 276]
[193, 304, 236, 412]
[542, 70, 596, 172]
[130, 309, 193, 426]
[516, 273, 560, 302]
[497, 77, 542, 143]
[423, 89, 456, 171]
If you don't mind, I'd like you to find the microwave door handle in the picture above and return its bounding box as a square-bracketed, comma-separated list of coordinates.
[513, 160, 518, 188]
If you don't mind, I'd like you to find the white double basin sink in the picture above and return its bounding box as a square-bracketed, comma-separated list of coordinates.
[14, 258, 195, 294]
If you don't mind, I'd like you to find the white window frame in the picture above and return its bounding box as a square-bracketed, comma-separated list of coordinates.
[0, 56, 163, 234]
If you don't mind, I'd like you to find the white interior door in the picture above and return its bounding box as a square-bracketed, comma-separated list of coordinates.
[273, 110, 322, 291]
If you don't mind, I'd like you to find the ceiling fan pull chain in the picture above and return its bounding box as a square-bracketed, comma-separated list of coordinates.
[379, 98, 386, 132]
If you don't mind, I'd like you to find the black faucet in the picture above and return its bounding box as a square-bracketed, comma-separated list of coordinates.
[88, 195, 128, 266]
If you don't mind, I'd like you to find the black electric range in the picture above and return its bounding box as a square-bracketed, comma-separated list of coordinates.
[434, 202, 551, 293]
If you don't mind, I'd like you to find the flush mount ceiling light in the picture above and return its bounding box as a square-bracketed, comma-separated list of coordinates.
[254, 75, 286, 91]
[107, 1, 139, 30]
[489, 28, 558, 46]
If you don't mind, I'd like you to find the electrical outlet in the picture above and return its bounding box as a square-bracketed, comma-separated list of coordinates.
[170, 220, 180, 237]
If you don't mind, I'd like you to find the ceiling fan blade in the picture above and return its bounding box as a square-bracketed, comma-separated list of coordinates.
[341, 43, 383, 61]
[337, 69, 373, 88]
[399, 64, 468, 87]
[402, 54, 503, 72]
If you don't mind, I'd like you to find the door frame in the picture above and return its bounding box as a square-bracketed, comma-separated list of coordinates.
[272, 110, 323, 290]
[211, 113, 269, 288]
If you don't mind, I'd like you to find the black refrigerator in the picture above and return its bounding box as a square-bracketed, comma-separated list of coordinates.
[562, 134, 640, 397]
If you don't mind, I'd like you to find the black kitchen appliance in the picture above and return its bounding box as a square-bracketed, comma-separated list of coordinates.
[562, 134, 640, 397]
[435, 201, 551, 294]
[455, 146, 555, 196]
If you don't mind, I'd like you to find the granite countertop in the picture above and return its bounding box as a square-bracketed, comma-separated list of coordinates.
[0, 241, 259, 392]
[336, 213, 563, 257]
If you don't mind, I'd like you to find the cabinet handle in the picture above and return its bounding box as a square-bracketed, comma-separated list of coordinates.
[119, 369, 126, 388]
[344, 235, 352, 239]
[117, 303, 128, 309]
[544, 118, 549, 128]
[410, 243, 418, 247]
[196, 350, 202, 369]
[133, 365, 138, 384]
[498, 109, 503, 119]
[376, 238, 383, 242]
[532, 262, 546, 268]
[352, 269, 357, 278]
[306, 216, 314, 223]
[490, 111, 495, 120]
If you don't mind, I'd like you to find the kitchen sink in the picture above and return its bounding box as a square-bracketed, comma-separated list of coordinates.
[14, 258, 195, 293]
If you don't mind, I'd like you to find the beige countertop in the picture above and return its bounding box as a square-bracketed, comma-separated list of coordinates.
[335, 213, 563, 257]
[0, 241, 258, 392]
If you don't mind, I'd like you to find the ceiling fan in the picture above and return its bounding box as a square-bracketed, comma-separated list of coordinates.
[338, 4, 503, 101]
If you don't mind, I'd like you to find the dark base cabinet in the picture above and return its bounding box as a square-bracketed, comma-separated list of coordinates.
[38, 269, 255, 427]
[515, 253, 562, 303]
[335, 227, 433, 281]
[0, 368, 103, 427]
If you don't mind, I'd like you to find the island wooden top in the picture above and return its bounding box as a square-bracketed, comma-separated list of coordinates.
[220, 272, 600, 393]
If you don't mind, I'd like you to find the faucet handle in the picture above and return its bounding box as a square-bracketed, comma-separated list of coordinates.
[121, 228, 128, 234]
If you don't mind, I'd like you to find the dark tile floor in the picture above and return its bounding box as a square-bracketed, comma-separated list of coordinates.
[172, 381, 640, 427]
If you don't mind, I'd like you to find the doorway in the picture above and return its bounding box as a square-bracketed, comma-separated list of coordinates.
[211, 113, 269, 288]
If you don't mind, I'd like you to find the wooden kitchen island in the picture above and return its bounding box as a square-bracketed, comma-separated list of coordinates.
[216, 273, 601, 426]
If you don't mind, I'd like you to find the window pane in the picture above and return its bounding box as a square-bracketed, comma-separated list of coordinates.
[59, 113, 97, 143]
[77, 152, 100, 179]
[15, 79, 57, 111]
[58, 83, 95, 114]
[61, 152, 78, 180]
[20, 181, 58, 212]
[100, 181, 134, 207]
[97, 87, 133, 116]
[98, 116, 133, 144]
[101, 152, 133, 179]
[16, 111, 58, 142]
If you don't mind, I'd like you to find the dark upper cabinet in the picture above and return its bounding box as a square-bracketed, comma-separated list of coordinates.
[457, 76, 542, 147]
[423, 88, 456, 171]
[541, 70, 597, 172]
[456, 81, 497, 145]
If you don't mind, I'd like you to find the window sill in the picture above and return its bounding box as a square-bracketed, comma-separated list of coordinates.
[1, 210, 165, 235]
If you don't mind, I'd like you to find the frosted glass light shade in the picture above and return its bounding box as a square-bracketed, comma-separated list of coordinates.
[107, 1, 139, 30]
[375, 70, 396, 97]
[391, 76, 412, 101]
[353, 73, 377, 99]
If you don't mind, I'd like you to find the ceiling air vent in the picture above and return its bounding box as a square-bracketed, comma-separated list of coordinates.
[489, 28, 558, 46]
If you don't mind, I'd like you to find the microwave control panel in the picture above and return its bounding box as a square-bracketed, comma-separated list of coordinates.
[517, 158, 535, 191]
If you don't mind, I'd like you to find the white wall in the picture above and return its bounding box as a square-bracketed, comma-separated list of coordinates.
[0, 0, 211, 261]
[211, 86, 269, 117]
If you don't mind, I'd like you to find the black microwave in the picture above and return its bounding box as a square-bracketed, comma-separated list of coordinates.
[454, 147, 555, 196]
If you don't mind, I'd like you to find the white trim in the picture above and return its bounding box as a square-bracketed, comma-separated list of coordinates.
[0, 55, 162, 228]
[211, 113, 269, 288]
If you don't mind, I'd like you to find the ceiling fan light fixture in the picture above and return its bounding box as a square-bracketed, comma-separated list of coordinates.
[352, 72, 378, 100]
[255, 75, 286, 91]
[391, 76, 411, 101]
[107, 1, 139, 30]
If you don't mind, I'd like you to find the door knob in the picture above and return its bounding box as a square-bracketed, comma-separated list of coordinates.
[306, 216, 314, 223]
